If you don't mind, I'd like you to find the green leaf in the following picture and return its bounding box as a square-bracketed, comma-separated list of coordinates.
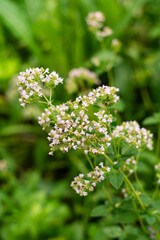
[122, 146, 138, 156]
[90, 205, 108, 217]
[143, 112, 160, 125]
[125, 225, 139, 236]
[145, 215, 156, 225]
[0, 124, 39, 136]
[109, 172, 124, 189]
[0, 0, 39, 55]
[24, 0, 42, 21]
[103, 226, 122, 238]
[93, 229, 107, 240]
[115, 0, 150, 35]
[152, 200, 160, 211]
[139, 193, 153, 205]
[116, 211, 137, 223]
[114, 99, 125, 112]
[113, 161, 121, 170]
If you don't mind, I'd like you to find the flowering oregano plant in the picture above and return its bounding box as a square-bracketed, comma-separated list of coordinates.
[65, 67, 100, 94]
[17, 67, 160, 239]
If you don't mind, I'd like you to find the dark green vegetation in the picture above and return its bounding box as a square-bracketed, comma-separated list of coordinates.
[0, 0, 160, 239]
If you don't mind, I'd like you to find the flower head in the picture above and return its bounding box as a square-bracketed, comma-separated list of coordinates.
[86, 11, 105, 32]
[17, 68, 63, 107]
[66, 67, 100, 94]
[39, 85, 119, 155]
[112, 121, 153, 150]
[71, 162, 111, 196]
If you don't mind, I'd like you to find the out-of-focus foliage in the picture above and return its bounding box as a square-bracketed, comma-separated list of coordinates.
[0, 0, 160, 239]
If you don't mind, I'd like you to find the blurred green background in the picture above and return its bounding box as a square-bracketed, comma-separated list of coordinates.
[0, 0, 160, 239]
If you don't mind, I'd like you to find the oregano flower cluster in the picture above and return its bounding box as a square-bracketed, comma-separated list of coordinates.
[86, 11, 113, 40]
[17, 67, 153, 197]
[39, 85, 119, 155]
[112, 121, 153, 150]
[17, 67, 63, 107]
[71, 162, 111, 196]
[66, 67, 100, 94]
[121, 156, 136, 175]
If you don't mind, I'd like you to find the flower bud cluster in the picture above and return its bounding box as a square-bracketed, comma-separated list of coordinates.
[66, 67, 100, 94]
[111, 39, 122, 52]
[17, 68, 63, 107]
[71, 162, 111, 196]
[96, 26, 113, 39]
[86, 11, 105, 32]
[91, 57, 100, 66]
[38, 85, 119, 155]
[121, 188, 128, 198]
[154, 163, 160, 185]
[120, 156, 136, 175]
[38, 107, 52, 130]
[86, 11, 113, 40]
[112, 121, 153, 150]
[0, 160, 7, 172]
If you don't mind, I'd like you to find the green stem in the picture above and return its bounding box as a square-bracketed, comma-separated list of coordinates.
[109, 127, 117, 157]
[124, 174, 145, 210]
[107, 70, 114, 86]
[134, 152, 145, 193]
[85, 153, 113, 205]
[102, 186, 113, 205]
[103, 153, 145, 210]
[104, 154, 114, 165]
[49, 89, 52, 102]
[134, 171, 145, 193]
[38, 101, 48, 104]
[153, 184, 159, 200]
[121, 145, 130, 155]
[42, 93, 49, 103]
[133, 200, 148, 234]
[153, 227, 160, 240]
[125, 179, 148, 234]
[94, 149, 147, 213]
[85, 153, 95, 170]
[156, 123, 160, 163]
[140, 87, 153, 111]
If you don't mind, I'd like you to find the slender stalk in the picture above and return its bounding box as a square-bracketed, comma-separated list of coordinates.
[152, 226, 160, 240]
[156, 123, 160, 163]
[49, 89, 52, 103]
[85, 153, 95, 170]
[85, 153, 113, 205]
[103, 153, 145, 210]
[125, 179, 148, 234]
[109, 127, 117, 156]
[124, 174, 145, 210]
[133, 200, 148, 234]
[38, 101, 48, 104]
[153, 184, 159, 200]
[134, 171, 145, 193]
[42, 93, 49, 103]
[104, 154, 114, 165]
[102, 186, 113, 205]
[103, 153, 146, 212]
[121, 145, 130, 155]
[107, 70, 114, 86]
[134, 152, 145, 193]
[140, 87, 153, 111]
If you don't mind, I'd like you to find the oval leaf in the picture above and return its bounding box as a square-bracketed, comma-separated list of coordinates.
[90, 205, 108, 217]
[109, 172, 124, 189]
[103, 226, 122, 238]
